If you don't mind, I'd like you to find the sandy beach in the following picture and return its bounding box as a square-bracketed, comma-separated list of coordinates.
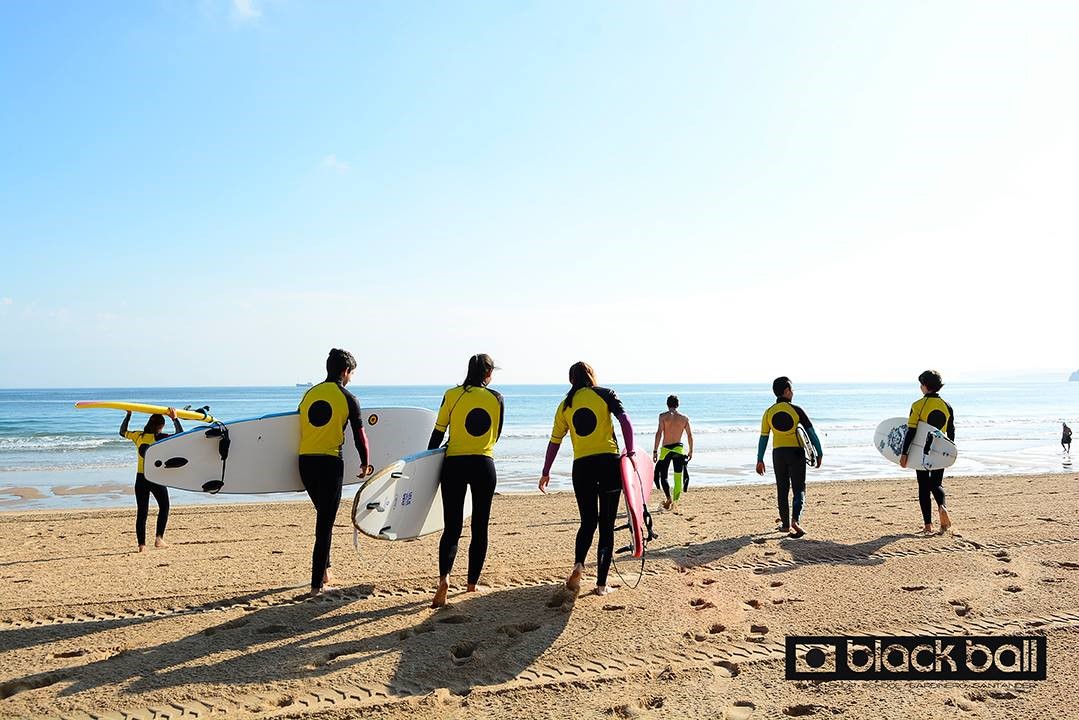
[1, 472, 1076, 720]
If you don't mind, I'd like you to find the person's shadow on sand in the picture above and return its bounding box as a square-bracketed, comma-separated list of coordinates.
[8, 582, 576, 706]
[756, 533, 909, 575]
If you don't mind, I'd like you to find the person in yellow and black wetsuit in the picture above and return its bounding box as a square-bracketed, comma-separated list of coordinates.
[298, 348, 370, 597]
[120, 408, 182, 552]
[899, 370, 955, 535]
[539, 362, 636, 597]
[428, 354, 504, 608]
[756, 377, 823, 539]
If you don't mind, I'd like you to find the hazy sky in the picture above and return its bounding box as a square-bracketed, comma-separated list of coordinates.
[1, 1, 1075, 388]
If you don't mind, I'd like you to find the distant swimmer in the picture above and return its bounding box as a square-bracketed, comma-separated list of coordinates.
[1063, 423, 1072, 455]
[756, 377, 823, 539]
[428, 354, 504, 608]
[297, 348, 370, 597]
[120, 408, 182, 552]
[899, 370, 955, 536]
[540, 362, 635, 597]
[652, 395, 693, 511]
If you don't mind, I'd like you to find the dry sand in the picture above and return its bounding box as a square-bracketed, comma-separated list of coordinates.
[0, 472, 1076, 719]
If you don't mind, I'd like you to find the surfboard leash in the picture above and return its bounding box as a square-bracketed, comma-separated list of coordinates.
[612, 455, 654, 590]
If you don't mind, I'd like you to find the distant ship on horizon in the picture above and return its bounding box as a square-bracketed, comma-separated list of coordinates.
[295, 382, 313, 387]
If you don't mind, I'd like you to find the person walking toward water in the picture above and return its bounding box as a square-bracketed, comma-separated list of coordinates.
[120, 408, 182, 552]
[539, 362, 635, 597]
[756, 377, 823, 539]
[899, 370, 955, 535]
[428, 354, 504, 608]
[298, 348, 370, 597]
[653, 395, 693, 510]
[1062, 423, 1072, 455]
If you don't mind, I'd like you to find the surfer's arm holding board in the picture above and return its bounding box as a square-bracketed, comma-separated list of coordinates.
[343, 390, 370, 478]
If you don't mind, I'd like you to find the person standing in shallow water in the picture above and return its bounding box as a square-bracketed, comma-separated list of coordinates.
[756, 377, 823, 539]
[120, 408, 182, 552]
[297, 348, 370, 597]
[899, 369, 954, 535]
[1062, 423, 1072, 456]
[539, 361, 635, 597]
[428, 354, 504, 608]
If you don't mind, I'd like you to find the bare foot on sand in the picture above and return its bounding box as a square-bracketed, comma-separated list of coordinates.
[323, 569, 337, 587]
[138, 545, 148, 553]
[566, 563, 584, 592]
[465, 583, 486, 594]
[431, 577, 450, 608]
[594, 585, 618, 596]
[663, 499, 673, 510]
[938, 506, 952, 533]
[154, 537, 169, 548]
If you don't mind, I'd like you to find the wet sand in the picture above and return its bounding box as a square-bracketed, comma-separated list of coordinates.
[0, 472, 1076, 719]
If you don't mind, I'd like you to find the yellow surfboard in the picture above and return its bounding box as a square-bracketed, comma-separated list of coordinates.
[75, 401, 217, 423]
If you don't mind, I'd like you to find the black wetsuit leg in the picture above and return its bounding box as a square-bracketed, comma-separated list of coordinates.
[772, 448, 799, 529]
[654, 455, 672, 498]
[299, 454, 344, 592]
[572, 454, 622, 587]
[438, 455, 497, 585]
[671, 453, 686, 493]
[915, 469, 946, 525]
[134, 473, 150, 546]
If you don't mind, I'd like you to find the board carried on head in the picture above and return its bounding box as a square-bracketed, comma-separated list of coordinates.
[351, 447, 468, 541]
[873, 417, 957, 471]
[75, 401, 217, 423]
[144, 407, 435, 494]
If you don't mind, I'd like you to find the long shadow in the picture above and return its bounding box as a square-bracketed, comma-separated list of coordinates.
[6, 583, 574, 702]
[757, 533, 909, 576]
[0, 586, 291, 655]
[645, 534, 759, 570]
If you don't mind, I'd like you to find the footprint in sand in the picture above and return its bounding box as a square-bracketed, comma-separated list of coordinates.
[702, 578, 717, 586]
[546, 586, 577, 612]
[770, 581, 783, 588]
[690, 598, 716, 610]
[709, 623, 727, 634]
[713, 660, 740, 678]
[602, 604, 625, 611]
[993, 551, 1012, 563]
[994, 569, 1019, 578]
[901, 585, 928, 592]
[450, 640, 477, 665]
[949, 600, 972, 617]
[725, 700, 756, 719]
[1003, 585, 1023, 593]
[783, 704, 826, 717]
[437, 614, 474, 625]
[496, 622, 540, 638]
[744, 599, 763, 609]
[750, 624, 769, 634]
[52, 649, 88, 659]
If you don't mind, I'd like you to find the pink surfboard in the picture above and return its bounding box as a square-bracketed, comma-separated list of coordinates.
[620, 451, 655, 558]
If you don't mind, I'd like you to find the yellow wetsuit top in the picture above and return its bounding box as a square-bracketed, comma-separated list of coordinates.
[902, 393, 955, 454]
[433, 385, 505, 457]
[298, 380, 367, 461]
[549, 386, 625, 460]
[760, 401, 814, 449]
[123, 431, 162, 474]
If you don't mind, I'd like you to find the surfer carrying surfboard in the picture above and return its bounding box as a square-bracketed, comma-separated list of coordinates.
[120, 408, 182, 552]
[539, 362, 636, 597]
[652, 395, 693, 511]
[899, 370, 954, 535]
[756, 377, 823, 539]
[428, 354, 504, 609]
[297, 349, 370, 597]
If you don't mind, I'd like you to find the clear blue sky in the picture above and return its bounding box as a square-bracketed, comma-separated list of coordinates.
[2, 1, 1075, 387]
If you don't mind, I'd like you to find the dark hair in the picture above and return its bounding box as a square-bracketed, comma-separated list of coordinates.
[463, 353, 497, 390]
[326, 348, 357, 380]
[772, 376, 792, 398]
[918, 370, 944, 393]
[667, 395, 679, 409]
[564, 361, 597, 408]
[144, 414, 165, 433]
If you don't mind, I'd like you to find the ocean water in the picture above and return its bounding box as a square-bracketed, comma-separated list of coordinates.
[1, 383, 1076, 511]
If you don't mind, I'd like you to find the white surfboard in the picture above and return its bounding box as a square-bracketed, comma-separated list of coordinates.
[873, 417, 957, 471]
[351, 448, 470, 541]
[143, 407, 435, 494]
